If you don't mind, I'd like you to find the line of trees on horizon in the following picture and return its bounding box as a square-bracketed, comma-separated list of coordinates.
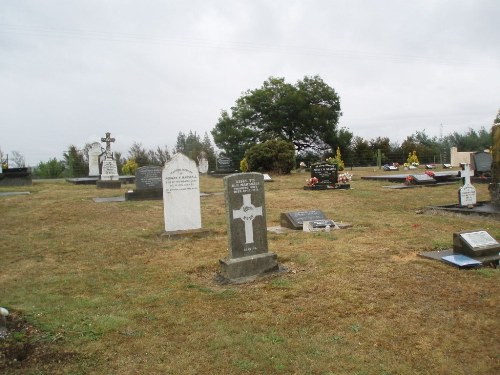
[2, 75, 498, 178]
[16, 124, 493, 179]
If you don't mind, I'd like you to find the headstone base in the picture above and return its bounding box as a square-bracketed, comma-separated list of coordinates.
[96, 180, 122, 189]
[219, 252, 279, 281]
[424, 201, 500, 220]
[125, 188, 163, 201]
[303, 183, 350, 190]
[159, 228, 211, 239]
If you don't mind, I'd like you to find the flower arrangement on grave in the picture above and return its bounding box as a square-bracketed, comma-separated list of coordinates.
[338, 172, 352, 184]
[306, 177, 319, 186]
[326, 147, 345, 171]
[405, 175, 414, 185]
[403, 151, 420, 169]
[425, 170, 435, 178]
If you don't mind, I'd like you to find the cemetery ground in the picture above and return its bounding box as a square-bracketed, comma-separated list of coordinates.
[1, 169, 499, 375]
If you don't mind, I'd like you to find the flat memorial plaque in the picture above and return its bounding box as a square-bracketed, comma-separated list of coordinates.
[411, 174, 436, 184]
[453, 230, 500, 258]
[460, 231, 499, 248]
[281, 210, 327, 230]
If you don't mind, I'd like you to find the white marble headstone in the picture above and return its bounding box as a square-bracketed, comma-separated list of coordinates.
[100, 158, 119, 181]
[198, 155, 209, 174]
[88, 142, 102, 177]
[458, 165, 476, 206]
[162, 153, 201, 232]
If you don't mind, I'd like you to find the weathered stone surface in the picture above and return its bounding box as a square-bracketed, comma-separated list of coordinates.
[220, 172, 278, 281]
[219, 252, 278, 280]
[224, 173, 268, 258]
[453, 230, 500, 258]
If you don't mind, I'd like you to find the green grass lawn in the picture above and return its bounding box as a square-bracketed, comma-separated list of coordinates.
[1, 169, 499, 374]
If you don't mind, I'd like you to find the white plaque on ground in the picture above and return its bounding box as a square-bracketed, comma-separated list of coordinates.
[460, 231, 499, 248]
[162, 153, 201, 232]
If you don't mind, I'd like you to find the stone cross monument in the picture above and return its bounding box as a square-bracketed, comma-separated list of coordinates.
[101, 132, 115, 157]
[97, 131, 121, 188]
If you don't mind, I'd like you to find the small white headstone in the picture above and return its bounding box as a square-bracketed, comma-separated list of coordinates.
[162, 153, 202, 232]
[197, 153, 209, 174]
[458, 165, 476, 207]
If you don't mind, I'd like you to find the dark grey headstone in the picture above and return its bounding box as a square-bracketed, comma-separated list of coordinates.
[281, 210, 327, 230]
[473, 152, 492, 173]
[453, 230, 500, 258]
[0, 168, 32, 186]
[135, 166, 162, 190]
[216, 157, 235, 173]
[219, 173, 278, 281]
[311, 162, 338, 186]
[224, 173, 268, 258]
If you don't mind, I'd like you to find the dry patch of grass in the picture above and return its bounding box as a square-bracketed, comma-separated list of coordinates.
[1, 170, 499, 374]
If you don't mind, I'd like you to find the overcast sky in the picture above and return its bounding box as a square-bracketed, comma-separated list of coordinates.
[1, 0, 499, 166]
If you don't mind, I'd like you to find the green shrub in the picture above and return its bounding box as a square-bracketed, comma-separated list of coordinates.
[122, 159, 139, 175]
[245, 139, 295, 174]
[326, 147, 345, 171]
[240, 158, 249, 172]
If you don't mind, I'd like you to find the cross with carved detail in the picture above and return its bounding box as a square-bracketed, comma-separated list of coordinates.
[101, 132, 115, 152]
[233, 194, 263, 244]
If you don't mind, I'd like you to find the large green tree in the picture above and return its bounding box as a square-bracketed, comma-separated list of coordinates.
[212, 75, 342, 161]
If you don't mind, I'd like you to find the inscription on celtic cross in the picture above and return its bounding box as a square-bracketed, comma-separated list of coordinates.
[232, 194, 263, 244]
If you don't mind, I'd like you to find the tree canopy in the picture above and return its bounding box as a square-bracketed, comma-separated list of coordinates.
[211, 75, 342, 161]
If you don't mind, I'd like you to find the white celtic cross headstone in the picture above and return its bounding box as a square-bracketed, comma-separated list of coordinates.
[459, 164, 476, 207]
